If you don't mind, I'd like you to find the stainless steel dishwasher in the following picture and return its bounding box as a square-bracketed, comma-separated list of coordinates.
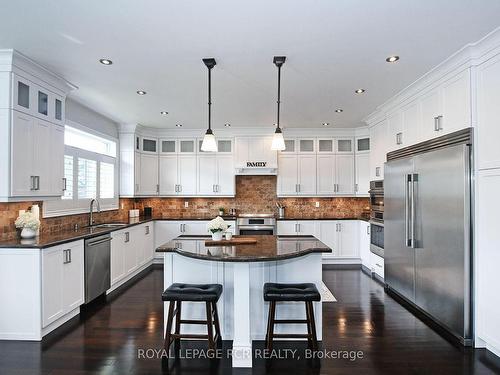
[84, 234, 111, 303]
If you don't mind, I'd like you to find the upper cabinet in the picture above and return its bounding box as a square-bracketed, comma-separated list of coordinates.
[0, 50, 74, 202]
[234, 136, 278, 174]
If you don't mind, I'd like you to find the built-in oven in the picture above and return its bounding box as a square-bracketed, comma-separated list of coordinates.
[369, 220, 384, 258]
[236, 214, 276, 235]
[369, 180, 384, 214]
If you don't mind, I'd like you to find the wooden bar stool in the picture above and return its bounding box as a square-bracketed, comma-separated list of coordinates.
[263, 282, 321, 351]
[162, 283, 222, 353]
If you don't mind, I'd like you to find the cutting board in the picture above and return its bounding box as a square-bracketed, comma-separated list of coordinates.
[205, 237, 258, 246]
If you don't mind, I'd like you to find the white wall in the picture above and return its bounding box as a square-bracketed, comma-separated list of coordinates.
[65, 98, 118, 138]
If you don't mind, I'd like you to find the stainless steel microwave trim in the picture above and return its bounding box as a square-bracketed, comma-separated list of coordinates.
[386, 128, 472, 162]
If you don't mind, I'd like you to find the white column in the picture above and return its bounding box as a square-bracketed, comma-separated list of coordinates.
[232, 262, 252, 367]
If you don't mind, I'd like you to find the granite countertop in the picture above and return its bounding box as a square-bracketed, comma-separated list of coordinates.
[277, 216, 368, 221]
[155, 234, 332, 262]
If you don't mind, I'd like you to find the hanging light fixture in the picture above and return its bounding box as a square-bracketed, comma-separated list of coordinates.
[271, 56, 286, 151]
[201, 58, 218, 152]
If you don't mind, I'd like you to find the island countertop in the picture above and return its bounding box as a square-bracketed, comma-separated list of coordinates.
[156, 234, 331, 262]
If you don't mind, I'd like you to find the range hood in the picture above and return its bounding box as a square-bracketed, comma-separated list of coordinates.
[234, 136, 278, 175]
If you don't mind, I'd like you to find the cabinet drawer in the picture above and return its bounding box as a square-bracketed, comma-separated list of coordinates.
[371, 253, 384, 279]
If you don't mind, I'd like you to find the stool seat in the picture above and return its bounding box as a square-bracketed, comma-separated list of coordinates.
[162, 283, 222, 302]
[264, 282, 321, 302]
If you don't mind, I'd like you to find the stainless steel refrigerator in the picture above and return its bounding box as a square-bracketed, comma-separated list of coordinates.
[384, 128, 473, 346]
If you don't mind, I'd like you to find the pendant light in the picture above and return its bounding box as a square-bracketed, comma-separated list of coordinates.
[271, 56, 286, 151]
[201, 58, 218, 152]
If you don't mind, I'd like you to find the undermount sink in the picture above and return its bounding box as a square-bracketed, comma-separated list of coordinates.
[93, 223, 128, 228]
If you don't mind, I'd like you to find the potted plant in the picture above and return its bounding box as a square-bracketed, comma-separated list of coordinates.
[218, 207, 225, 216]
[15, 211, 41, 239]
[207, 216, 228, 241]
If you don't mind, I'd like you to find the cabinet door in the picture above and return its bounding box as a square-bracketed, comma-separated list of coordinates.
[11, 111, 34, 196]
[359, 221, 371, 268]
[420, 88, 442, 141]
[183, 221, 209, 235]
[32, 118, 52, 195]
[277, 221, 298, 235]
[134, 152, 141, 194]
[477, 55, 500, 170]
[318, 221, 338, 257]
[53, 94, 65, 126]
[338, 221, 358, 257]
[12, 74, 33, 114]
[141, 137, 158, 154]
[178, 155, 197, 195]
[50, 124, 65, 196]
[370, 119, 387, 180]
[62, 241, 84, 312]
[277, 154, 298, 195]
[123, 230, 136, 274]
[441, 69, 471, 135]
[317, 154, 335, 195]
[297, 155, 316, 195]
[42, 246, 64, 327]
[143, 224, 154, 262]
[155, 221, 183, 248]
[197, 154, 217, 195]
[216, 154, 235, 195]
[111, 230, 126, 285]
[138, 153, 158, 195]
[159, 155, 178, 195]
[355, 153, 370, 195]
[402, 100, 421, 147]
[335, 154, 355, 195]
[335, 138, 354, 154]
[296, 221, 317, 236]
[387, 111, 403, 152]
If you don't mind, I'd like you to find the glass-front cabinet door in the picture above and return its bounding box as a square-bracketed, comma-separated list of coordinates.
[160, 139, 177, 154]
[335, 138, 354, 154]
[12, 74, 34, 114]
[141, 137, 158, 154]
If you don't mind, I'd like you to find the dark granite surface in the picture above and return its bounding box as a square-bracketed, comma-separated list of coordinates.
[277, 217, 368, 221]
[155, 235, 331, 262]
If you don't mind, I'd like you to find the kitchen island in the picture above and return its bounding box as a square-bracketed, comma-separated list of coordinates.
[156, 235, 332, 368]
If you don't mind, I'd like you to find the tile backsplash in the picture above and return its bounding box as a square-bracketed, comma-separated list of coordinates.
[0, 176, 369, 240]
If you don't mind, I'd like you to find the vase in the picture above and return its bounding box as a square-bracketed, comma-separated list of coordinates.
[211, 231, 223, 241]
[21, 227, 37, 239]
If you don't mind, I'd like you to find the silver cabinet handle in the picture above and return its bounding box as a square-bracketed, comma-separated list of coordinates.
[375, 167, 381, 177]
[145, 225, 150, 235]
[396, 132, 403, 145]
[213, 184, 216, 193]
[179, 185, 182, 192]
[216, 185, 219, 193]
[125, 232, 130, 243]
[355, 184, 358, 192]
[376, 263, 382, 268]
[297, 223, 300, 233]
[156, 184, 159, 193]
[63, 249, 71, 264]
[30, 176, 35, 190]
[338, 223, 342, 232]
[367, 225, 370, 235]
[434, 115, 443, 131]
[62, 178, 67, 192]
[35, 176, 40, 190]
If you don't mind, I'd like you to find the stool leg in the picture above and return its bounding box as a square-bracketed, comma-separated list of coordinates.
[266, 301, 276, 351]
[174, 301, 182, 351]
[305, 301, 313, 350]
[164, 301, 175, 351]
[206, 301, 215, 350]
[306, 301, 318, 350]
[212, 301, 222, 344]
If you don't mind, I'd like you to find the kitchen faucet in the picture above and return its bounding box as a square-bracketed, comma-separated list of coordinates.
[89, 198, 101, 226]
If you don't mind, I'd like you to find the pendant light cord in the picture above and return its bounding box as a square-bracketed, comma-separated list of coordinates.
[208, 66, 212, 132]
[276, 64, 281, 130]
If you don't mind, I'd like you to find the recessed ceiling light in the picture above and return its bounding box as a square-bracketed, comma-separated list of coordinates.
[99, 58, 113, 65]
[386, 55, 400, 63]
[335, 109, 343, 113]
[136, 90, 147, 95]
[224, 123, 231, 127]
[355, 89, 366, 94]
[322, 122, 330, 126]
[175, 124, 182, 127]
[160, 111, 168, 115]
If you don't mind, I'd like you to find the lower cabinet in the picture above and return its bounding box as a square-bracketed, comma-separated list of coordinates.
[42, 240, 84, 328]
[110, 223, 155, 287]
[359, 221, 371, 269]
[277, 220, 317, 236]
[370, 252, 384, 279]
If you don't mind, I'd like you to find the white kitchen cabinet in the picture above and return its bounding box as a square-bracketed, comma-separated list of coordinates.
[178, 155, 198, 195]
[356, 137, 370, 153]
[111, 230, 127, 285]
[197, 154, 217, 195]
[401, 99, 421, 147]
[42, 240, 84, 328]
[335, 138, 354, 154]
[123, 229, 137, 274]
[297, 155, 317, 195]
[420, 87, 442, 141]
[159, 155, 178, 195]
[355, 153, 370, 196]
[10, 111, 63, 198]
[140, 223, 154, 266]
[371, 252, 384, 279]
[316, 154, 335, 194]
[335, 154, 355, 194]
[359, 221, 371, 269]
[441, 69, 471, 135]
[234, 136, 278, 173]
[277, 221, 298, 235]
[317, 221, 338, 257]
[277, 154, 298, 195]
[277, 221, 317, 236]
[216, 154, 235, 195]
[197, 140, 234, 196]
[338, 221, 358, 257]
[386, 111, 403, 152]
[141, 137, 158, 154]
[137, 153, 159, 196]
[182, 221, 209, 236]
[369, 119, 388, 180]
[476, 54, 500, 170]
[278, 150, 317, 196]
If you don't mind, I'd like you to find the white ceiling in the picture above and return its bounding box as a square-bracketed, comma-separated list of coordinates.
[1, 0, 500, 129]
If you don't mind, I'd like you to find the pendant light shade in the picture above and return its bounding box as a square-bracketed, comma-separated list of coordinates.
[271, 56, 286, 151]
[201, 58, 218, 152]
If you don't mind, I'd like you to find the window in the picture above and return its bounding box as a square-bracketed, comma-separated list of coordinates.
[44, 123, 118, 218]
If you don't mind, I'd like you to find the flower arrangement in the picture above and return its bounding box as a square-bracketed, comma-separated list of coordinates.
[15, 211, 41, 239]
[15, 211, 40, 231]
[218, 207, 225, 215]
[207, 216, 228, 233]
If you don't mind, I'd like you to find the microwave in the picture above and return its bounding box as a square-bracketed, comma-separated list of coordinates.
[369, 180, 384, 214]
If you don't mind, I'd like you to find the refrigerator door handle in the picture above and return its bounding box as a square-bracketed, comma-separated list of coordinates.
[409, 173, 418, 248]
[405, 174, 411, 247]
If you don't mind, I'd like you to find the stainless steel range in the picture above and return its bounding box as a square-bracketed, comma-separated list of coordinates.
[236, 214, 276, 235]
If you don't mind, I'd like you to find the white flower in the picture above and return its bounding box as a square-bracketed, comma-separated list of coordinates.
[15, 212, 40, 231]
[207, 216, 228, 233]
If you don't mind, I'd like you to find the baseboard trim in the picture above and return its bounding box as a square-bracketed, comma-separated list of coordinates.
[323, 264, 361, 270]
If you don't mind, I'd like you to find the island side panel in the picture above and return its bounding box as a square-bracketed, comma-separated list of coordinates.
[275, 253, 323, 341]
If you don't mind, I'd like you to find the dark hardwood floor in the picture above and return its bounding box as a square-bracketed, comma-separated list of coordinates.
[1, 266, 499, 375]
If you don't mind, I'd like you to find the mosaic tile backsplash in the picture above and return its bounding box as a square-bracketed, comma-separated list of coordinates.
[0, 176, 369, 240]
